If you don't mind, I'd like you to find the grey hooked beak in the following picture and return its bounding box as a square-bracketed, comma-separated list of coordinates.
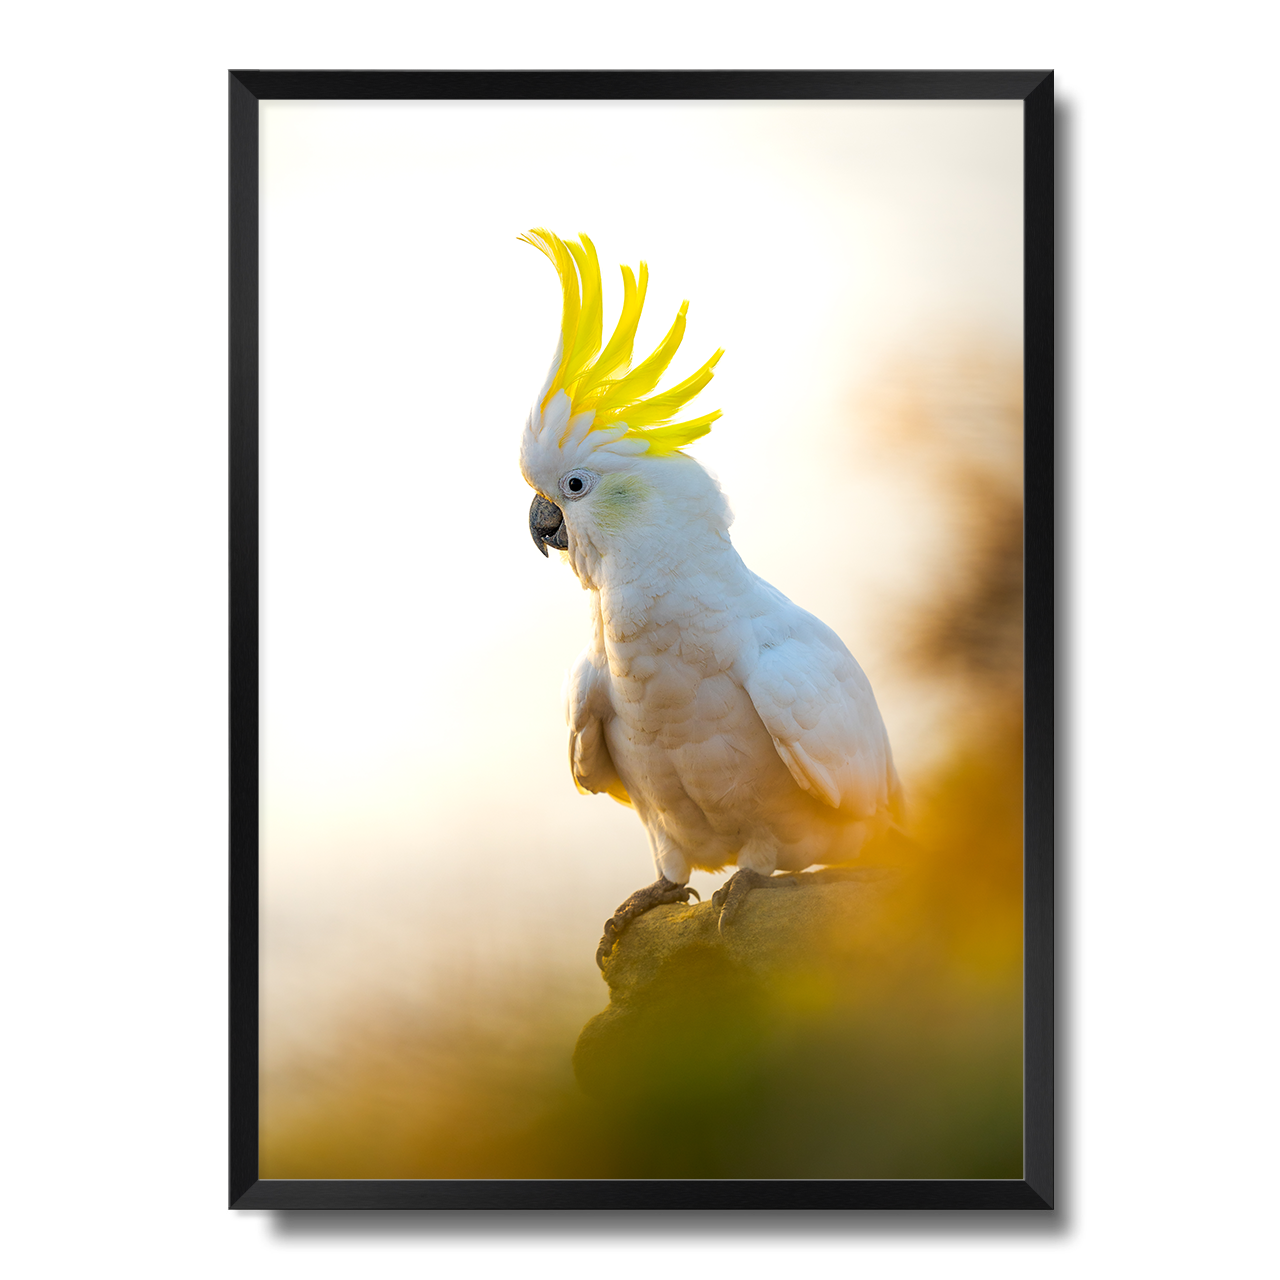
[529, 493, 569, 557]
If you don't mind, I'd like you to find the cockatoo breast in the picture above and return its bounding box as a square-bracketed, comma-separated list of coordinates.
[575, 465, 885, 881]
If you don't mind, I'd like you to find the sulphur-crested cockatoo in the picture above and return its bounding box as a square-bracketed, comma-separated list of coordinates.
[519, 230, 902, 967]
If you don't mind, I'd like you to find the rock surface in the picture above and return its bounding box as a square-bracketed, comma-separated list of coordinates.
[568, 864, 1023, 1178]
[573, 869, 900, 1099]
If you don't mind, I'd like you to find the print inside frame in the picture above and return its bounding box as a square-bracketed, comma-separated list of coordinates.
[229, 69, 1054, 1211]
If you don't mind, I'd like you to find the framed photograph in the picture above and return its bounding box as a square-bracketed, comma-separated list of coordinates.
[230, 69, 1053, 1210]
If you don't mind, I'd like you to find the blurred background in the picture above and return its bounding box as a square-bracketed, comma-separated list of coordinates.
[258, 100, 1024, 1177]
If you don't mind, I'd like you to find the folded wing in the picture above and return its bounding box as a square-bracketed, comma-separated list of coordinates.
[744, 609, 897, 817]
[565, 646, 632, 807]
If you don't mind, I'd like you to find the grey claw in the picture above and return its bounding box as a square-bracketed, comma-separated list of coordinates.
[712, 868, 795, 935]
[595, 875, 698, 969]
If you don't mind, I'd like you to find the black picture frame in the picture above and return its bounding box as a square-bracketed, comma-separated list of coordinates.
[230, 68, 1054, 1212]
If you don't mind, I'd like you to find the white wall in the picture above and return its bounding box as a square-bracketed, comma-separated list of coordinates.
[2, 2, 1275, 1277]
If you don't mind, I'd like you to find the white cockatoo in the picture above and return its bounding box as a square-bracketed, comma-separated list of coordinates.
[519, 230, 902, 967]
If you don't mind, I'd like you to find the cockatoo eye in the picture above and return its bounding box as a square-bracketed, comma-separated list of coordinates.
[559, 469, 599, 500]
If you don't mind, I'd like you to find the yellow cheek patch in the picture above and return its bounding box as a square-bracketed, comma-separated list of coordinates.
[592, 474, 653, 532]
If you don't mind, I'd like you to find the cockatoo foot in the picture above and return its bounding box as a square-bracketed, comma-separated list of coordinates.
[596, 876, 700, 970]
[711, 868, 798, 934]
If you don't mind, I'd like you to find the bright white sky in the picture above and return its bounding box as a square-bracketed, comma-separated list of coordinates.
[258, 100, 1023, 1056]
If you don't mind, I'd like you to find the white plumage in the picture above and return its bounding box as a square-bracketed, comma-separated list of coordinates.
[541, 445, 900, 885]
[519, 230, 900, 953]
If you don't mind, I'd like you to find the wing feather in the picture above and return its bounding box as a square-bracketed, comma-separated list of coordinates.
[565, 647, 631, 807]
[744, 609, 896, 817]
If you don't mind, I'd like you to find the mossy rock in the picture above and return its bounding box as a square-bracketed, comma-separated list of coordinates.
[567, 867, 1024, 1178]
[574, 871, 898, 1101]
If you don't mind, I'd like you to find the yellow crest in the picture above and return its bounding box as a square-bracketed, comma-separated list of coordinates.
[520, 229, 724, 456]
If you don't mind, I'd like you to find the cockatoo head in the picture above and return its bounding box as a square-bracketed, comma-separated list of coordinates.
[519, 230, 728, 585]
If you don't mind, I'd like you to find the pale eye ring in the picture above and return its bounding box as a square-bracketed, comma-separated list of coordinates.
[559, 469, 598, 500]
